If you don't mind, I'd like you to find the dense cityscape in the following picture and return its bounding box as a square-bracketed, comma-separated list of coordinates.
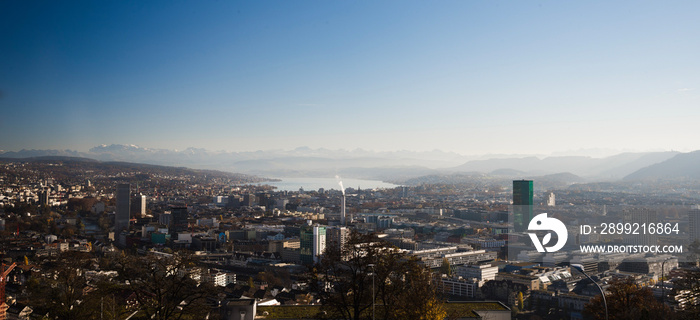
[4, 1, 700, 319]
[0, 157, 698, 319]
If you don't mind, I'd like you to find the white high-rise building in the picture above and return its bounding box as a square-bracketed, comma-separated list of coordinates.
[301, 224, 327, 265]
[136, 194, 147, 217]
[115, 184, 131, 232]
[546, 192, 556, 207]
[313, 226, 326, 264]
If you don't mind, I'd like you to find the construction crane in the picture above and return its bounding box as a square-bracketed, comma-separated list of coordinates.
[0, 262, 16, 320]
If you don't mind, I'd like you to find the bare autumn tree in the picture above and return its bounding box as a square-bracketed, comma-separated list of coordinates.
[312, 232, 380, 320]
[109, 252, 215, 320]
[312, 231, 445, 320]
[384, 256, 446, 320]
[583, 277, 669, 320]
[26, 251, 102, 320]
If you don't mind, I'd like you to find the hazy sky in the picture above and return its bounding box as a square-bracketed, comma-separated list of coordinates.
[1, 1, 699, 156]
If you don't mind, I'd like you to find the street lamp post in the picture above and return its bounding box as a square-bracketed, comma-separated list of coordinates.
[572, 264, 608, 320]
[368, 264, 375, 320]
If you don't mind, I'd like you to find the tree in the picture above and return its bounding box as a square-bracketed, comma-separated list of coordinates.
[518, 291, 524, 310]
[97, 213, 111, 231]
[420, 295, 447, 320]
[257, 270, 284, 287]
[26, 251, 103, 319]
[389, 259, 446, 320]
[109, 252, 215, 320]
[583, 277, 669, 320]
[312, 232, 379, 320]
[312, 231, 445, 320]
[440, 257, 451, 276]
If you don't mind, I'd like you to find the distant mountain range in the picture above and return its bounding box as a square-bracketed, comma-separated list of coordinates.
[623, 150, 700, 181]
[0, 145, 470, 179]
[400, 171, 586, 190]
[1, 145, 696, 183]
[0, 156, 263, 184]
[450, 151, 680, 180]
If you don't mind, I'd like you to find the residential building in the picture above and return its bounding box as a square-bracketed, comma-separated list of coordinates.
[455, 263, 498, 285]
[326, 226, 349, 253]
[439, 275, 480, 298]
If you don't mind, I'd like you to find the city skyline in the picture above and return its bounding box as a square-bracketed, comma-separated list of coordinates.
[2, 1, 699, 156]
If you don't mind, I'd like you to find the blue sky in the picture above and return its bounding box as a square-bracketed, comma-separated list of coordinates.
[1, 1, 699, 156]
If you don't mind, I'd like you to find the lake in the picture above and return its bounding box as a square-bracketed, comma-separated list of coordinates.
[257, 177, 399, 192]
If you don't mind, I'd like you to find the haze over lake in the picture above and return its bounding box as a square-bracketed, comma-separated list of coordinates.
[258, 177, 398, 192]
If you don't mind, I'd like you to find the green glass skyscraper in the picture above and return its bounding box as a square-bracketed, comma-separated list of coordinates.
[300, 224, 326, 265]
[513, 180, 533, 232]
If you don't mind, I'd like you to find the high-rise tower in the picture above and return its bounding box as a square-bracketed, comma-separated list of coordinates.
[513, 180, 533, 232]
[327, 226, 349, 255]
[301, 224, 326, 265]
[624, 209, 657, 246]
[115, 184, 131, 232]
[38, 187, 50, 206]
[171, 206, 189, 235]
[690, 207, 700, 243]
[132, 194, 147, 217]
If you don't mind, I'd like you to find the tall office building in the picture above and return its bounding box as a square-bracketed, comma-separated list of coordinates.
[171, 206, 189, 235]
[227, 195, 242, 208]
[115, 184, 131, 232]
[624, 208, 658, 246]
[159, 212, 172, 227]
[326, 226, 350, 254]
[513, 180, 533, 232]
[243, 194, 256, 207]
[689, 207, 700, 243]
[300, 225, 313, 264]
[38, 187, 50, 206]
[132, 194, 147, 217]
[301, 224, 326, 265]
